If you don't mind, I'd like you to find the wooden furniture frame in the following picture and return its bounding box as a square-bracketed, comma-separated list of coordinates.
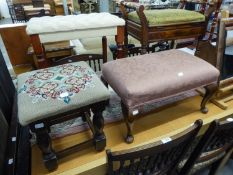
[102, 49, 219, 143]
[28, 40, 75, 68]
[29, 27, 125, 69]
[26, 54, 109, 171]
[23, 4, 52, 20]
[121, 83, 217, 143]
[120, 0, 222, 54]
[195, 18, 233, 110]
[32, 0, 44, 7]
[180, 118, 233, 175]
[0, 51, 30, 175]
[106, 120, 203, 175]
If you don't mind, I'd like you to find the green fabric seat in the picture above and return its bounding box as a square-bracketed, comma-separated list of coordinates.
[17, 61, 110, 126]
[128, 9, 205, 26]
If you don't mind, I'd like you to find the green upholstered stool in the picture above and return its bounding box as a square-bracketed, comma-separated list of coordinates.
[17, 61, 110, 171]
[128, 9, 205, 26]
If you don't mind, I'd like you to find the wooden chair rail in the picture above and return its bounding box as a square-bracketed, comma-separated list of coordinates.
[52, 54, 105, 72]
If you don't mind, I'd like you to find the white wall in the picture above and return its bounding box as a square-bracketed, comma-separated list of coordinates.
[0, 0, 10, 18]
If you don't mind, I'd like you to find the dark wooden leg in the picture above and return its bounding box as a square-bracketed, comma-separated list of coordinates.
[201, 83, 218, 114]
[121, 101, 134, 143]
[30, 123, 58, 171]
[102, 36, 108, 63]
[141, 42, 147, 55]
[116, 26, 126, 59]
[170, 40, 175, 49]
[92, 104, 106, 151]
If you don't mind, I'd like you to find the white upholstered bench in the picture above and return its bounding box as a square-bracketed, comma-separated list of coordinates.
[26, 13, 125, 69]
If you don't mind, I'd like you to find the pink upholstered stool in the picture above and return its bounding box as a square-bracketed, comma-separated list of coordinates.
[102, 49, 219, 143]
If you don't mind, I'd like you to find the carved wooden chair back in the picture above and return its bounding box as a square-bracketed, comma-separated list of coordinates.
[106, 120, 203, 175]
[180, 118, 233, 175]
[0, 51, 30, 175]
[52, 54, 106, 72]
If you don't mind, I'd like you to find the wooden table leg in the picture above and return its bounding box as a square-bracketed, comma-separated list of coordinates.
[30, 34, 51, 69]
[92, 103, 107, 151]
[115, 26, 126, 59]
[30, 123, 58, 171]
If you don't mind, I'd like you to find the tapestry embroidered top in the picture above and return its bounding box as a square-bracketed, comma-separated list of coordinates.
[18, 63, 94, 104]
[17, 61, 110, 126]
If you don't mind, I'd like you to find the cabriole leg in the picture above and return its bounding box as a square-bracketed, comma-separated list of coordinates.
[201, 83, 218, 113]
[121, 101, 134, 144]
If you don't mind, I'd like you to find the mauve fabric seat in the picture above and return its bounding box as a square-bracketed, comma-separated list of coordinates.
[102, 49, 219, 109]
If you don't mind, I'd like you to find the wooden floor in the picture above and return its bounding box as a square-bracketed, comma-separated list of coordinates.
[31, 95, 233, 175]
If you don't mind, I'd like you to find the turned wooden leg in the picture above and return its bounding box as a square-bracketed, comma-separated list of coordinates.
[92, 104, 106, 151]
[116, 26, 126, 59]
[30, 123, 58, 171]
[102, 36, 108, 63]
[121, 101, 134, 143]
[141, 43, 147, 55]
[201, 83, 218, 114]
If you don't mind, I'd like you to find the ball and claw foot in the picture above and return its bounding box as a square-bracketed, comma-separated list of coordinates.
[201, 107, 208, 114]
[125, 135, 134, 144]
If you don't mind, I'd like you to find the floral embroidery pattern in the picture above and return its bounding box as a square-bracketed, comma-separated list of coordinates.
[18, 64, 95, 104]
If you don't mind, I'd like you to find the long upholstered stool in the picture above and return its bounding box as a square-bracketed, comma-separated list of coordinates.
[26, 13, 125, 69]
[17, 61, 110, 171]
[120, 1, 222, 54]
[102, 49, 220, 143]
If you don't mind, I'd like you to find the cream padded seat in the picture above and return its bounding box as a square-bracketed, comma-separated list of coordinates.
[26, 13, 125, 43]
[102, 49, 219, 109]
[17, 61, 110, 126]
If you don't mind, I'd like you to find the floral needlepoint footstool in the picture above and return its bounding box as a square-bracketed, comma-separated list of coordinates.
[17, 61, 110, 171]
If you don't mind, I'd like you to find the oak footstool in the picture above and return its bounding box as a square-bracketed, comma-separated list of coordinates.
[17, 61, 110, 171]
[102, 50, 220, 143]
